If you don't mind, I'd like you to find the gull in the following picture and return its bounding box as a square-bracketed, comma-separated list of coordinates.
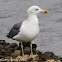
[7, 5, 48, 59]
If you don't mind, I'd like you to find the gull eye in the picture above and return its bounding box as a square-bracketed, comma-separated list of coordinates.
[35, 9, 38, 11]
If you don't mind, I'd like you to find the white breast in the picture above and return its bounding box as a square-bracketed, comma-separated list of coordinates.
[13, 15, 39, 42]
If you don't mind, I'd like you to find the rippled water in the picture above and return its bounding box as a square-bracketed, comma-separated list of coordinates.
[0, 0, 62, 57]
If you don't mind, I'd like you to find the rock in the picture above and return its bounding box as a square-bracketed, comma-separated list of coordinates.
[45, 59, 55, 62]
[45, 59, 61, 62]
[0, 49, 11, 58]
[41, 52, 61, 61]
[56, 60, 61, 62]
[0, 40, 5, 45]
[0, 44, 4, 49]
[32, 44, 37, 49]
[5, 53, 11, 56]
[52, 55, 61, 60]
[13, 46, 18, 50]
[5, 46, 10, 51]
[32, 44, 37, 54]
[10, 48, 14, 52]
[27, 58, 33, 61]
[35, 50, 42, 54]
[9, 43, 18, 48]
[24, 47, 31, 55]
[41, 52, 54, 60]
[16, 46, 20, 50]
[4, 43, 10, 45]
[11, 50, 21, 57]
[5, 49, 12, 53]
[0, 51, 4, 55]
[35, 50, 43, 61]
[0, 55, 4, 58]
[60, 58, 62, 62]
[0, 40, 62, 62]
[0, 49, 12, 57]
[5, 56, 10, 59]
[1, 49, 5, 53]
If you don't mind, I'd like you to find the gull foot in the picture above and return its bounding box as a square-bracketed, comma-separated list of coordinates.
[28, 54, 39, 62]
[16, 55, 29, 61]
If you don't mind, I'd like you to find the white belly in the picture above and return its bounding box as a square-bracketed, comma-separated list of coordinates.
[13, 22, 39, 42]
[21, 24, 39, 41]
[13, 21, 39, 42]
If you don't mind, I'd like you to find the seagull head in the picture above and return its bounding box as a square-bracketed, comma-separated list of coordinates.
[27, 5, 48, 15]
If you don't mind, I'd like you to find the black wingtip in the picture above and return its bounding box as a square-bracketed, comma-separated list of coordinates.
[6, 34, 11, 38]
[6, 34, 9, 38]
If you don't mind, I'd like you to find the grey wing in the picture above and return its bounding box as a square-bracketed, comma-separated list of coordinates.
[6, 22, 22, 38]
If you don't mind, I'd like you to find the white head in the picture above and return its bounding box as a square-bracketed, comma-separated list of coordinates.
[27, 5, 48, 15]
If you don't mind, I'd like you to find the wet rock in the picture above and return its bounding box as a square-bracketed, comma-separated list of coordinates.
[13, 46, 18, 50]
[0, 51, 4, 55]
[0, 44, 4, 49]
[0, 40, 62, 62]
[0, 40, 5, 45]
[4, 42, 10, 45]
[35, 50, 42, 59]
[9, 43, 18, 48]
[5, 49, 12, 53]
[5, 46, 8, 49]
[11, 50, 21, 57]
[0, 40, 19, 59]
[45, 59, 55, 62]
[1, 49, 5, 53]
[10, 48, 14, 52]
[41, 52, 55, 60]
[35, 50, 42, 54]
[60, 57, 62, 62]
[40, 52, 61, 61]
[5, 56, 10, 59]
[57, 60, 61, 62]
[32, 44, 37, 49]
[52, 55, 61, 60]
[0, 49, 12, 57]
[17, 46, 20, 50]
[5, 53, 11, 56]
[0, 55, 4, 58]
[45, 59, 61, 62]
[27, 58, 33, 61]
[24, 47, 31, 55]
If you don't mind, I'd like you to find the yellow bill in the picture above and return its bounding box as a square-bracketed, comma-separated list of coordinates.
[40, 10, 48, 13]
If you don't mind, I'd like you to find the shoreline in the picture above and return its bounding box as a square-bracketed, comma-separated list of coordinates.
[0, 40, 62, 62]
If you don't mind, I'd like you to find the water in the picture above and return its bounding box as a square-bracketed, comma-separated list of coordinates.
[0, 0, 62, 57]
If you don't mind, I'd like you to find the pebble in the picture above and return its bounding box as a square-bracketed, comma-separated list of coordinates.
[11, 50, 21, 57]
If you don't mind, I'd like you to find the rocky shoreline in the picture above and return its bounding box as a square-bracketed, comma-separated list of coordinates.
[0, 40, 62, 62]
